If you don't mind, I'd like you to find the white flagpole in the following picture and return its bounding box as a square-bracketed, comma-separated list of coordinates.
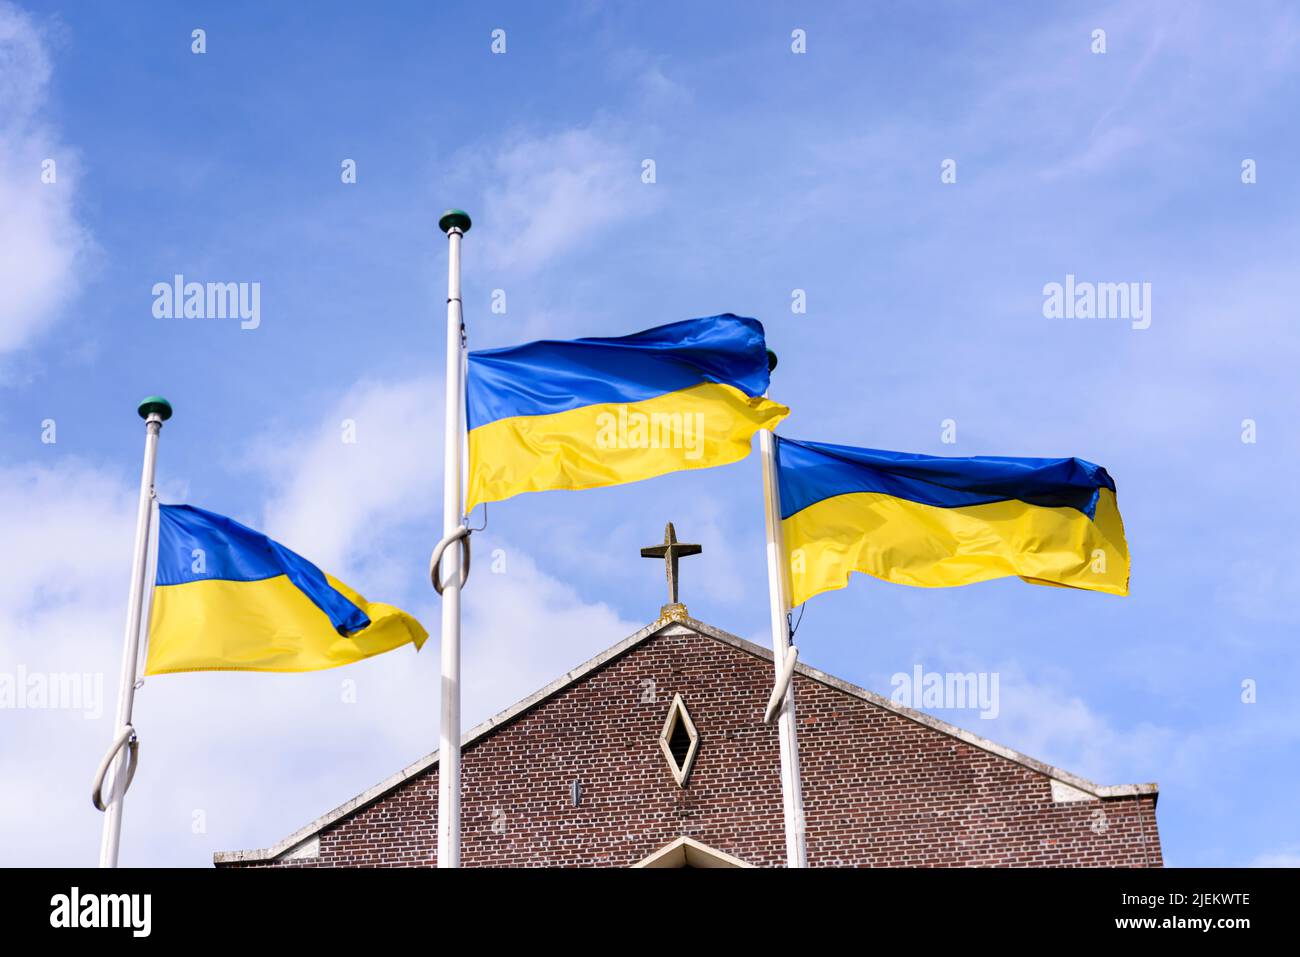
[436, 209, 471, 867]
[759, 352, 808, 868]
[97, 396, 171, 868]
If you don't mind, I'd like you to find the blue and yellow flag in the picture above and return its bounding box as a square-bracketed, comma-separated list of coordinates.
[776, 437, 1130, 605]
[466, 314, 789, 508]
[144, 504, 427, 675]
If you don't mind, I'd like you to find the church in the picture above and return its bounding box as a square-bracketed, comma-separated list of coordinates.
[214, 526, 1162, 869]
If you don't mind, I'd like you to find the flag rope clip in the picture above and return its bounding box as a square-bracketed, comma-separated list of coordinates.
[91, 724, 139, 811]
[429, 525, 472, 595]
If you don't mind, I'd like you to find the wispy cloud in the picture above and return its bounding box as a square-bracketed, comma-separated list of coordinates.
[254, 376, 441, 581]
[460, 125, 660, 277]
[0, 2, 93, 358]
[1250, 846, 1300, 867]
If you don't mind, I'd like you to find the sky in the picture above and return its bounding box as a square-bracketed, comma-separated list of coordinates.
[1, 0, 1297, 867]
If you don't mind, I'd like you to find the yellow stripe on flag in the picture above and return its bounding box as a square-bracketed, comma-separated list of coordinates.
[467, 380, 788, 509]
[144, 573, 427, 675]
[783, 487, 1129, 606]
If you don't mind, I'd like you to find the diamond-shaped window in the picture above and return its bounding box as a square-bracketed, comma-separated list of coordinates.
[659, 693, 700, 786]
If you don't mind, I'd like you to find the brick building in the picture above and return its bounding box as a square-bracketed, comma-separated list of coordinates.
[214, 608, 1162, 868]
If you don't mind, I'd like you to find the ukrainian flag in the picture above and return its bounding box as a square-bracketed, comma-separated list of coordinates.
[466, 314, 789, 509]
[144, 504, 427, 675]
[776, 437, 1130, 606]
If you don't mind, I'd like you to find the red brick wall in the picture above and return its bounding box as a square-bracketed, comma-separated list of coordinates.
[221, 628, 1161, 868]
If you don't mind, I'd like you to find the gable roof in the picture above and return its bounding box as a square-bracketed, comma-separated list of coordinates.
[214, 613, 1158, 865]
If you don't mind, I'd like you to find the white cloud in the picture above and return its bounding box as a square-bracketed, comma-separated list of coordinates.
[0, 460, 142, 865]
[1038, 124, 1148, 181]
[892, 655, 1180, 787]
[982, 665, 1179, 785]
[1250, 846, 1300, 867]
[0, 460, 136, 621]
[0, 3, 93, 355]
[636, 64, 690, 110]
[469, 126, 659, 276]
[462, 539, 639, 726]
[253, 376, 441, 580]
[1214, 559, 1300, 626]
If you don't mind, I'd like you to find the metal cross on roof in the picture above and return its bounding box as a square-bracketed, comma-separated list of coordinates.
[640, 522, 702, 607]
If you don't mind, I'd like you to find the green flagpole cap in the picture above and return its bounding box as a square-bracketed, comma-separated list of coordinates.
[137, 396, 173, 421]
[766, 349, 779, 373]
[438, 209, 472, 234]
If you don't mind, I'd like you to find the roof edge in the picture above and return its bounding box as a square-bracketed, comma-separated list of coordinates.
[214, 613, 1158, 865]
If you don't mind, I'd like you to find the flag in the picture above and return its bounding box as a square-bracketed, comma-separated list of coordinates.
[466, 314, 789, 508]
[775, 437, 1130, 605]
[144, 504, 427, 674]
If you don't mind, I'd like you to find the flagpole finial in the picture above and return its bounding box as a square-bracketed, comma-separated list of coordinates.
[767, 349, 778, 373]
[439, 209, 472, 234]
[137, 396, 172, 421]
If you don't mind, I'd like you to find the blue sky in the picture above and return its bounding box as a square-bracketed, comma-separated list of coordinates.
[2, 0, 1298, 867]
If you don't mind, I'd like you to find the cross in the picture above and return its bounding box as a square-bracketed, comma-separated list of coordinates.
[640, 522, 702, 606]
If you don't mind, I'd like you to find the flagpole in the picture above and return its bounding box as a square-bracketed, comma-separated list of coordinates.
[759, 352, 808, 868]
[97, 396, 171, 868]
[436, 209, 471, 867]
